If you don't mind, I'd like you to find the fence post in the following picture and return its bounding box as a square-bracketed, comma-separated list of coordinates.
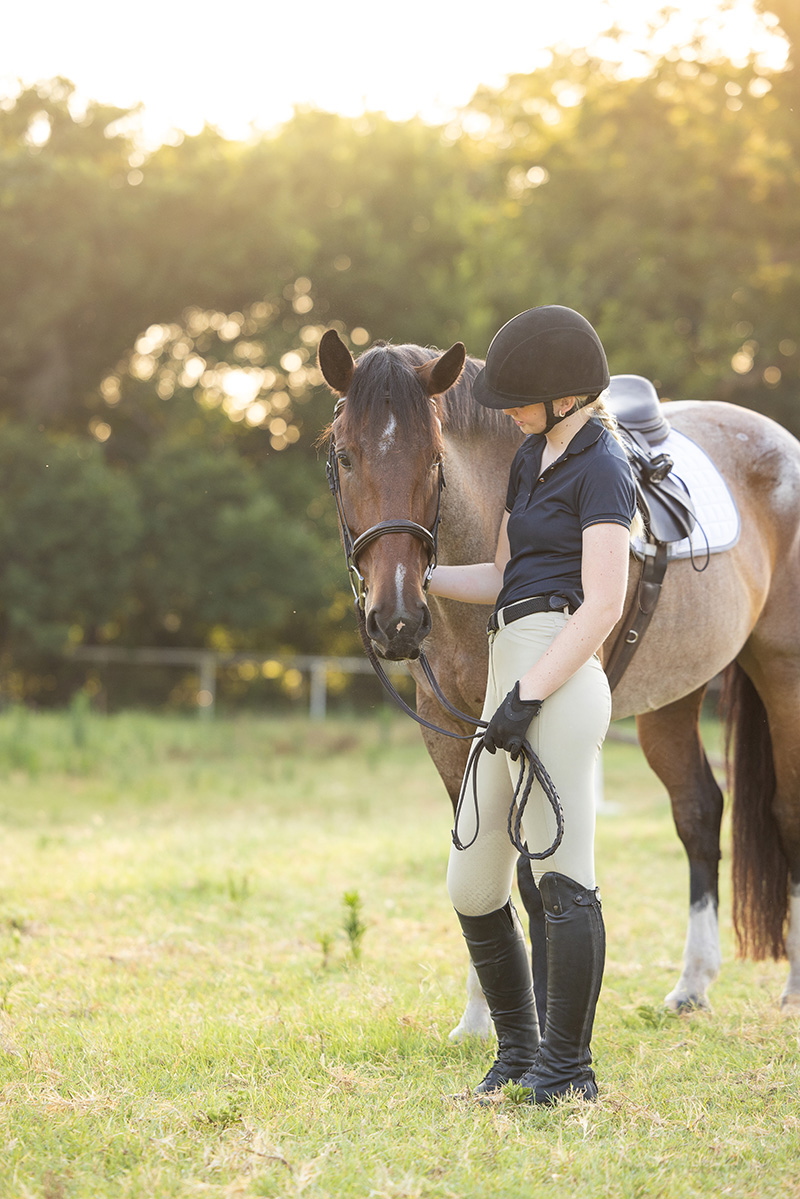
[198, 652, 217, 719]
[309, 658, 327, 720]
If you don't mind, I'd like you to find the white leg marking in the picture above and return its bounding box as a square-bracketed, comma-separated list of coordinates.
[379, 414, 397, 454]
[449, 958, 493, 1042]
[664, 895, 721, 1011]
[781, 888, 800, 1014]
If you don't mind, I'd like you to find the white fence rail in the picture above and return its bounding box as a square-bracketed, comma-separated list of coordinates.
[67, 646, 722, 772]
[68, 646, 410, 719]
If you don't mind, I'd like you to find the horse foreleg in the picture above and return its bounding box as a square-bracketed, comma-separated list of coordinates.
[447, 959, 493, 1042]
[636, 689, 723, 1010]
[413, 687, 495, 1041]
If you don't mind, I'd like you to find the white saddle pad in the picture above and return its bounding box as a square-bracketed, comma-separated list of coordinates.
[631, 428, 740, 561]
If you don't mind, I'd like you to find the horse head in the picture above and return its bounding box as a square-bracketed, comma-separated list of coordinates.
[319, 329, 466, 660]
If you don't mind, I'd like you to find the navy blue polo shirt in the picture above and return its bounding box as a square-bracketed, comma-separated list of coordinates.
[496, 416, 636, 613]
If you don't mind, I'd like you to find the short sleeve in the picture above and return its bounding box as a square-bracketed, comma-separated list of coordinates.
[504, 447, 525, 513]
[576, 440, 636, 530]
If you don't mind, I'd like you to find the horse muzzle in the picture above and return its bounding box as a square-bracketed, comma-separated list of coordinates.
[365, 599, 432, 661]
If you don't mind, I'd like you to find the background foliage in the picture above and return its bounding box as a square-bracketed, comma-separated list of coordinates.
[1, 3, 798, 703]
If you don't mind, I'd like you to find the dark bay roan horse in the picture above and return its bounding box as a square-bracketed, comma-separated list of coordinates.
[318, 328, 800, 1034]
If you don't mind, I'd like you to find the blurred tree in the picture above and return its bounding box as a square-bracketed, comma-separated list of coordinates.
[129, 437, 339, 652]
[4, 9, 800, 696]
[90, 289, 358, 655]
[92, 288, 333, 466]
[756, 0, 800, 66]
[0, 79, 149, 425]
[0, 86, 490, 434]
[232, 109, 492, 349]
[0, 426, 140, 666]
[452, 35, 800, 429]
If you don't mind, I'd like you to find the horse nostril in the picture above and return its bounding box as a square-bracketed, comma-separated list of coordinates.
[365, 607, 383, 642]
[366, 600, 430, 649]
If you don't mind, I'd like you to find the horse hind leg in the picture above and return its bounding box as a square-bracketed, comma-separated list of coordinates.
[784, 893, 800, 1014]
[636, 687, 723, 1010]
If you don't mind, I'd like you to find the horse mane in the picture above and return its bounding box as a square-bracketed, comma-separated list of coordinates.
[333, 342, 517, 447]
[438, 354, 518, 442]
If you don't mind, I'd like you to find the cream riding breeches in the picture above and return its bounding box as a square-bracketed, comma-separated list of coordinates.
[446, 610, 612, 917]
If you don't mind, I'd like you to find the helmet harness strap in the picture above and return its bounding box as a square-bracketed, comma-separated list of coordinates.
[542, 391, 600, 433]
[543, 400, 568, 433]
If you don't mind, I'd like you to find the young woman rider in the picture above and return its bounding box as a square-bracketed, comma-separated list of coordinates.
[428, 305, 636, 1103]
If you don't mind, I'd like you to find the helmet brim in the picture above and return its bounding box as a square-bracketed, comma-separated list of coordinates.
[471, 366, 608, 410]
[471, 367, 509, 409]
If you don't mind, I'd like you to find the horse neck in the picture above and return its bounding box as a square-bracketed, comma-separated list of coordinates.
[439, 430, 520, 567]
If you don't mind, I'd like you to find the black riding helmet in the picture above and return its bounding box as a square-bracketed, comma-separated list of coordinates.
[472, 305, 610, 431]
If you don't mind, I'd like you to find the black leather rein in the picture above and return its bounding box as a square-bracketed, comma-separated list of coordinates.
[325, 401, 564, 861]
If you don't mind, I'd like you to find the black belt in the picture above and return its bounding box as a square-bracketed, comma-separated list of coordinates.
[487, 594, 572, 634]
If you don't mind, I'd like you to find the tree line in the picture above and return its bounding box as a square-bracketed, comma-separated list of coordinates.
[0, 2, 797, 703]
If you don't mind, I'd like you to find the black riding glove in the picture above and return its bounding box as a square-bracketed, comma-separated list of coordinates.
[482, 682, 543, 761]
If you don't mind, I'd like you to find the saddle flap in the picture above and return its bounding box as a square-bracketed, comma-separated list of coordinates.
[634, 473, 697, 544]
[621, 427, 697, 545]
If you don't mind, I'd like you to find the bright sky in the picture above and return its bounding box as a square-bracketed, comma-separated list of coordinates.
[1, 0, 788, 148]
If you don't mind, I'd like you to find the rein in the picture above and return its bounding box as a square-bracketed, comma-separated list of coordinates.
[326, 400, 564, 861]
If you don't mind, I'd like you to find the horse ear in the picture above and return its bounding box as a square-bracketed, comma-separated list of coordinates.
[318, 329, 355, 395]
[416, 342, 467, 397]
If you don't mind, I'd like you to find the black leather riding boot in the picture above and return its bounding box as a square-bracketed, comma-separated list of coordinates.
[456, 900, 540, 1094]
[516, 857, 548, 1027]
[516, 872, 605, 1103]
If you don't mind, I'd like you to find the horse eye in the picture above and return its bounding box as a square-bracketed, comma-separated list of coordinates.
[336, 450, 353, 470]
[432, 454, 443, 469]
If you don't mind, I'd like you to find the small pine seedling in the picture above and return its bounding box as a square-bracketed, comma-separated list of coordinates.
[342, 890, 367, 961]
[227, 871, 251, 902]
[316, 930, 334, 970]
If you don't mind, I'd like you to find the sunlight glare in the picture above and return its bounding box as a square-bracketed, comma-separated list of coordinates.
[1, 1, 789, 149]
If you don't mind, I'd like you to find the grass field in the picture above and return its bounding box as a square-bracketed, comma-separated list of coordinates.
[0, 706, 798, 1199]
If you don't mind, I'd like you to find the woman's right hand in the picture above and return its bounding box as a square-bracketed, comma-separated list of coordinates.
[483, 683, 543, 760]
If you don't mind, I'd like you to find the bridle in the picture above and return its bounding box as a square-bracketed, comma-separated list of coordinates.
[325, 396, 446, 613]
[325, 393, 564, 862]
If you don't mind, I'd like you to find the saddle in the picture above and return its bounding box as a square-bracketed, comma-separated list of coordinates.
[609, 374, 697, 546]
[603, 374, 698, 692]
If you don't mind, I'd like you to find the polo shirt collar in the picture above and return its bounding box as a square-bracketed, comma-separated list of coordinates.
[524, 414, 604, 460]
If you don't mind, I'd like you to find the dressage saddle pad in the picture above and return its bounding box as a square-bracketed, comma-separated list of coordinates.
[630, 426, 740, 561]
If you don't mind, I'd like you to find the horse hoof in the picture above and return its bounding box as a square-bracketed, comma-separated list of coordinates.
[664, 991, 710, 1014]
[779, 992, 800, 1016]
[448, 1014, 493, 1043]
[674, 998, 709, 1014]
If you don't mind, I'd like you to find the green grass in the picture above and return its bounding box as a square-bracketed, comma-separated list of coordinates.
[0, 709, 797, 1198]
